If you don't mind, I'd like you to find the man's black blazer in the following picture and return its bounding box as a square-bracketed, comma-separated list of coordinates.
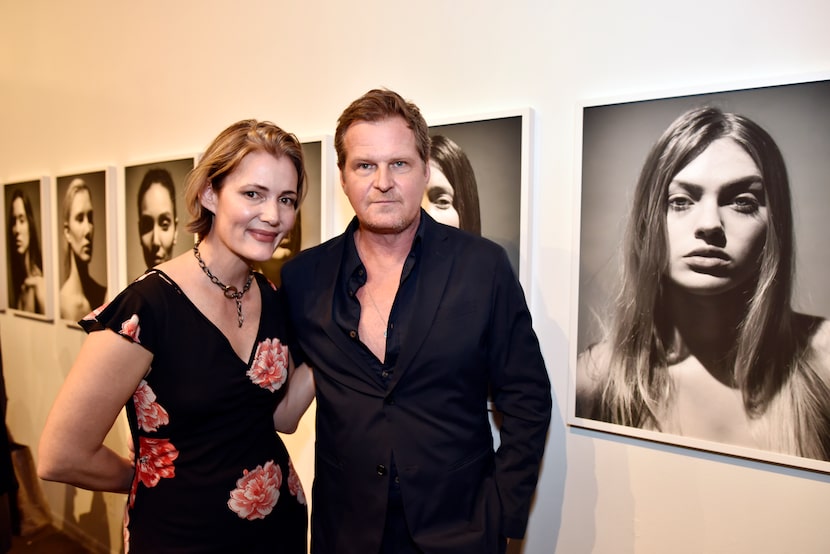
[280, 213, 551, 554]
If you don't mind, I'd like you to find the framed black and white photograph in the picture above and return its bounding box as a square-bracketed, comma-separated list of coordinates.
[123, 157, 196, 283]
[55, 168, 116, 325]
[2, 177, 53, 320]
[569, 76, 830, 473]
[256, 137, 332, 287]
[428, 109, 533, 288]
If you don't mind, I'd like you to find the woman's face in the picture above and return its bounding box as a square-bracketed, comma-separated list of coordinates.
[421, 161, 460, 228]
[665, 138, 768, 296]
[65, 189, 94, 263]
[139, 182, 177, 267]
[201, 151, 299, 264]
[11, 197, 30, 256]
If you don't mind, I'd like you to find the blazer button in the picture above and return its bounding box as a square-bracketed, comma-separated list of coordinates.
[376, 464, 387, 476]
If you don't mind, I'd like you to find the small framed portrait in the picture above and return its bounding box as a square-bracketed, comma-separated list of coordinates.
[2, 177, 54, 320]
[55, 168, 116, 325]
[256, 136, 334, 287]
[570, 75, 830, 473]
[124, 157, 196, 283]
[428, 109, 533, 288]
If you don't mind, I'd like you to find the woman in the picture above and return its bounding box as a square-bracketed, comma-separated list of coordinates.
[421, 134, 482, 234]
[137, 168, 178, 269]
[58, 178, 107, 320]
[7, 189, 45, 314]
[576, 106, 830, 461]
[38, 120, 316, 553]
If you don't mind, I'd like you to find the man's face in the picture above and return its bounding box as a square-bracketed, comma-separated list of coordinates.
[340, 117, 429, 235]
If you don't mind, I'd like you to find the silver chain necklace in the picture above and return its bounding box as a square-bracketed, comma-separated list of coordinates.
[193, 241, 254, 328]
[364, 286, 389, 338]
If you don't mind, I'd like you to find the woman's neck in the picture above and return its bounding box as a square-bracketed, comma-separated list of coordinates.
[194, 236, 252, 290]
[665, 286, 750, 385]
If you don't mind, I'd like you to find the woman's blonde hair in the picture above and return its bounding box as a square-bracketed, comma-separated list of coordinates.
[185, 119, 306, 238]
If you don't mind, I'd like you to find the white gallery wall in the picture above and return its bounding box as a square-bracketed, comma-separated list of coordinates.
[1, 1, 829, 553]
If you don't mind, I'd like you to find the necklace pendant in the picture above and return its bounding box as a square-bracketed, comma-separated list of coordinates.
[383, 330, 387, 338]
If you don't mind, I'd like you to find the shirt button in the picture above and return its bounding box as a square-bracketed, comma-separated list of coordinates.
[349, 330, 357, 339]
[385, 396, 395, 406]
[381, 370, 389, 378]
[376, 464, 387, 476]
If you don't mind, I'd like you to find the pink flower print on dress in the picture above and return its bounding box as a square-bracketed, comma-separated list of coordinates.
[133, 380, 169, 432]
[136, 436, 178, 488]
[120, 314, 141, 343]
[247, 338, 289, 392]
[123, 504, 131, 553]
[287, 459, 306, 505]
[228, 460, 282, 520]
[82, 302, 108, 321]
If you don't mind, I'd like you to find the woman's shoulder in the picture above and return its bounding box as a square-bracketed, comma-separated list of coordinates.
[792, 312, 830, 372]
[808, 316, 830, 362]
[575, 341, 613, 413]
[577, 341, 613, 378]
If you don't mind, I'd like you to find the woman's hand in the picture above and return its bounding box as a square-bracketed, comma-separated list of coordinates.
[273, 362, 315, 433]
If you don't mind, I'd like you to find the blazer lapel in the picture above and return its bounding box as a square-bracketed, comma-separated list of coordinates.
[390, 218, 453, 387]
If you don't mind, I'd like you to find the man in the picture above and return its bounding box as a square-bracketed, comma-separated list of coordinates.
[280, 89, 551, 554]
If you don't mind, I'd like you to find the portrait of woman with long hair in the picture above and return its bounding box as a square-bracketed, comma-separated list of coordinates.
[576, 106, 830, 461]
[6, 187, 45, 314]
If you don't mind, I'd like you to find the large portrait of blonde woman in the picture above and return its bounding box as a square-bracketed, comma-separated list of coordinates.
[570, 77, 830, 473]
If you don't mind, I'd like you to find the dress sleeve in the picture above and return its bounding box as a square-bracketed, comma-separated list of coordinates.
[78, 271, 166, 355]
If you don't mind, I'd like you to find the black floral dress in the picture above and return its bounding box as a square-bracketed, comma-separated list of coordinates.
[80, 270, 307, 553]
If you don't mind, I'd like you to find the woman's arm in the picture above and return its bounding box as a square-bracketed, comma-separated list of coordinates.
[273, 361, 315, 434]
[38, 330, 153, 493]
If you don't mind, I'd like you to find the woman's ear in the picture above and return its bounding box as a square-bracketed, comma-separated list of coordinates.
[200, 183, 217, 213]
